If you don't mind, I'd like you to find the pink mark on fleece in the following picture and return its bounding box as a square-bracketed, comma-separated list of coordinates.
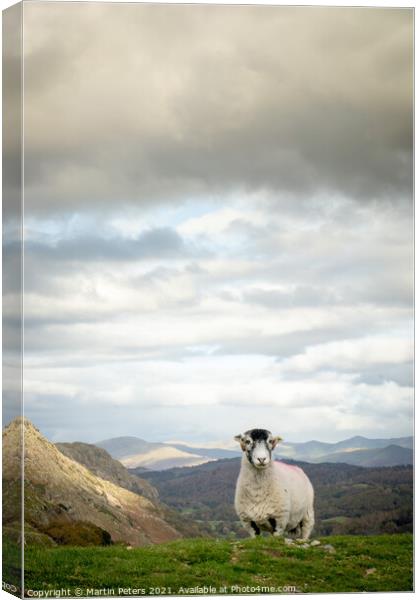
[274, 460, 304, 477]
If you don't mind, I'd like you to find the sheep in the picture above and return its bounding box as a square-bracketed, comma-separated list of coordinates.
[234, 428, 315, 540]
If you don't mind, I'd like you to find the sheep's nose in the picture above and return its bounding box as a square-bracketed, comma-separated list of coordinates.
[257, 457, 267, 465]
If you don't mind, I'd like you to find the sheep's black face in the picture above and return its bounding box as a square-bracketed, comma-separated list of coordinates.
[234, 428, 282, 469]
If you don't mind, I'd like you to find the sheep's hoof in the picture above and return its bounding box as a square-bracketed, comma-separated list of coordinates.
[273, 530, 282, 538]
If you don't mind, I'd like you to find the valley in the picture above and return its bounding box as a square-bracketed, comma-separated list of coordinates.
[140, 458, 413, 538]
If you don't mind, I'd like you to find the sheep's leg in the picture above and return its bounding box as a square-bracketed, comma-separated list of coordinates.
[270, 512, 288, 538]
[268, 517, 281, 537]
[250, 521, 261, 537]
[294, 524, 302, 538]
[243, 520, 260, 537]
[299, 509, 315, 541]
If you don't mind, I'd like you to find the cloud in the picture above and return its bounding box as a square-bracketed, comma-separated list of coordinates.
[242, 285, 340, 308]
[274, 334, 414, 387]
[23, 355, 413, 444]
[10, 198, 412, 373]
[278, 336, 413, 375]
[18, 227, 193, 262]
[2, 5, 412, 444]
[14, 4, 413, 216]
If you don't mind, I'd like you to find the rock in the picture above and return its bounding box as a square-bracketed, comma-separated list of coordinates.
[323, 544, 336, 554]
[310, 540, 321, 546]
[284, 538, 294, 545]
[365, 568, 377, 576]
[300, 543, 310, 549]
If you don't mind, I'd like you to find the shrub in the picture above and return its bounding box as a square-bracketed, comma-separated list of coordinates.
[41, 520, 112, 546]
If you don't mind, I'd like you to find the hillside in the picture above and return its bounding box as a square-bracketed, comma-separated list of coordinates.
[121, 447, 213, 470]
[169, 443, 241, 460]
[18, 534, 413, 594]
[56, 440, 207, 540]
[3, 419, 181, 547]
[56, 442, 159, 500]
[140, 458, 413, 538]
[96, 436, 212, 469]
[96, 436, 159, 459]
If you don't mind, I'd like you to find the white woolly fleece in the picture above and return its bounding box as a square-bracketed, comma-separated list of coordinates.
[234, 457, 315, 539]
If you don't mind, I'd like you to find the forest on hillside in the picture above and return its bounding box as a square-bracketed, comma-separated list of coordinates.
[139, 459, 413, 538]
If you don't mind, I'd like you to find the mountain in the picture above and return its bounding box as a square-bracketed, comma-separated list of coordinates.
[56, 441, 159, 500]
[140, 458, 413, 538]
[167, 443, 241, 460]
[319, 444, 413, 468]
[96, 436, 214, 470]
[3, 419, 181, 547]
[95, 436, 161, 460]
[120, 446, 214, 470]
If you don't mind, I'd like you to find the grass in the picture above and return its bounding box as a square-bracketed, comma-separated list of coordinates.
[11, 533, 414, 596]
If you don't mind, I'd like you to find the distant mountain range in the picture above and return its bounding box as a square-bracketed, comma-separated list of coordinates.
[278, 435, 413, 459]
[96, 434, 413, 470]
[277, 435, 413, 468]
[316, 444, 413, 468]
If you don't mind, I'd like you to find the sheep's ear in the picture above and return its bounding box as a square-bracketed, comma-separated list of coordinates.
[271, 436, 283, 449]
[234, 434, 247, 451]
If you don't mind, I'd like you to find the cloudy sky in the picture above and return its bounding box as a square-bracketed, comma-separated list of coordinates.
[4, 3, 413, 444]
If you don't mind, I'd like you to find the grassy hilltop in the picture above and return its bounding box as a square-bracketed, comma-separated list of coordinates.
[20, 533, 412, 595]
